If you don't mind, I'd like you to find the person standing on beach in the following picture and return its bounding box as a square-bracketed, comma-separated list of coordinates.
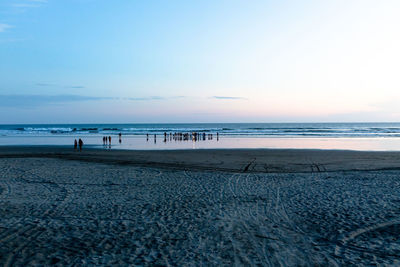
[78, 138, 83, 151]
[74, 139, 78, 151]
[119, 132, 122, 143]
[108, 136, 111, 145]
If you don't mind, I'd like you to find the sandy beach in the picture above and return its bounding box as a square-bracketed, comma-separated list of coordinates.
[2, 146, 400, 173]
[1, 147, 400, 265]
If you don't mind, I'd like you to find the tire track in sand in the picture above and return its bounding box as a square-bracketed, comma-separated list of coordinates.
[334, 218, 400, 259]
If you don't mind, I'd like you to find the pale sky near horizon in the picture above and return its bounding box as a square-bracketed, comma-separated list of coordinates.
[1, 0, 400, 123]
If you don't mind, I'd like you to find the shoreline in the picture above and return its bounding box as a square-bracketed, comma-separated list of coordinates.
[4, 135, 400, 151]
[2, 145, 400, 173]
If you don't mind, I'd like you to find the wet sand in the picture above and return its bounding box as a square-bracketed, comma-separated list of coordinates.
[1, 147, 400, 265]
[2, 146, 400, 173]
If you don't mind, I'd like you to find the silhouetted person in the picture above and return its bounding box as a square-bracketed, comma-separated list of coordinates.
[102, 136, 105, 145]
[154, 134, 156, 143]
[74, 139, 78, 151]
[108, 136, 111, 145]
[217, 132, 219, 141]
[146, 133, 149, 141]
[119, 132, 122, 143]
[78, 138, 83, 151]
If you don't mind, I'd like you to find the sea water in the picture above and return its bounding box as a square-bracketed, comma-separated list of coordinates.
[1, 123, 400, 151]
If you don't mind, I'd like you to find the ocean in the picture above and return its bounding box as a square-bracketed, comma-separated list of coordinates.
[2, 122, 400, 137]
[1, 122, 400, 150]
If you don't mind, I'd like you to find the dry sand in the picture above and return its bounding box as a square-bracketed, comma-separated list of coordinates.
[1, 147, 400, 265]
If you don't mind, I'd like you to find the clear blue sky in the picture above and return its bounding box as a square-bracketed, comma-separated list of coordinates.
[1, 0, 399, 123]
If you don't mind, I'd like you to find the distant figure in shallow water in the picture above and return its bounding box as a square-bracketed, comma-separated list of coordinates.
[146, 133, 149, 141]
[78, 138, 83, 151]
[74, 139, 78, 151]
[108, 136, 111, 145]
[119, 133, 122, 143]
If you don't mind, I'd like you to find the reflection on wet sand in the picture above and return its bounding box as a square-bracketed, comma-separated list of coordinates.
[2, 135, 400, 151]
[153, 132, 218, 143]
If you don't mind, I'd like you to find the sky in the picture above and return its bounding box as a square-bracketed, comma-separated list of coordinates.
[1, 0, 400, 123]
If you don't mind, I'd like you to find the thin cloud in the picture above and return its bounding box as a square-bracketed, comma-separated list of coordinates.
[128, 96, 165, 101]
[68, 86, 86, 89]
[0, 24, 12, 33]
[35, 83, 86, 89]
[127, 96, 187, 101]
[0, 94, 114, 107]
[13, 3, 40, 8]
[11, 0, 47, 10]
[1, 93, 187, 108]
[211, 96, 247, 100]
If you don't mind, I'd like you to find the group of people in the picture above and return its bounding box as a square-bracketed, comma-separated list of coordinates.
[103, 133, 122, 146]
[103, 136, 112, 145]
[74, 133, 123, 151]
[147, 132, 219, 143]
[74, 132, 219, 149]
[74, 138, 83, 151]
